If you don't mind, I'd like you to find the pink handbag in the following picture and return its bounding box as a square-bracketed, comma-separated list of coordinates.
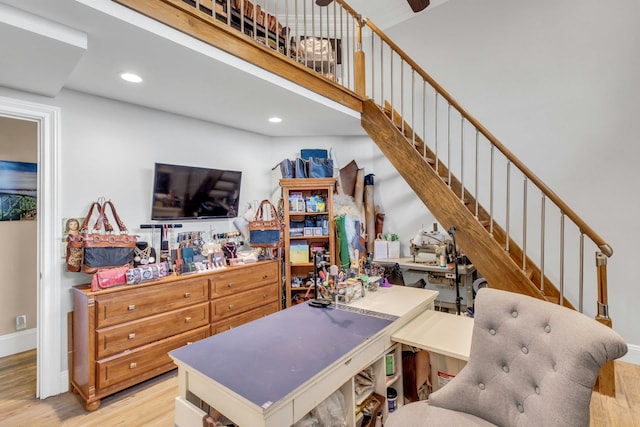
[90, 264, 129, 291]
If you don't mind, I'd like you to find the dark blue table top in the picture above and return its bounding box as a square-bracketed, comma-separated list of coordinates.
[170, 302, 394, 410]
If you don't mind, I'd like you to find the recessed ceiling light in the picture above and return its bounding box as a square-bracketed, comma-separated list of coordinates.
[120, 72, 143, 83]
[269, 117, 282, 123]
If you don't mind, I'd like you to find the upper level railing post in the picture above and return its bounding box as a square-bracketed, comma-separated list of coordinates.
[595, 251, 616, 397]
[596, 251, 611, 325]
[354, 16, 366, 97]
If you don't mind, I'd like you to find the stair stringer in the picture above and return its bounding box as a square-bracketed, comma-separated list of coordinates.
[362, 99, 545, 300]
[380, 101, 572, 308]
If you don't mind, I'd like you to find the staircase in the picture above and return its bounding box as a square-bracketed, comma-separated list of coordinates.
[112, 0, 617, 396]
[362, 99, 545, 301]
[352, 17, 614, 315]
[360, 93, 615, 395]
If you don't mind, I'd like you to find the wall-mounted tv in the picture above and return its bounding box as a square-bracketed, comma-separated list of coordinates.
[151, 162, 242, 220]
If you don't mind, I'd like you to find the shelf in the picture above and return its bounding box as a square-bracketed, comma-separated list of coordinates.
[357, 393, 385, 427]
[386, 374, 400, 387]
[288, 211, 329, 216]
[281, 178, 336, 308]
[355, 390, 374, 407]
[291, 262, 313, 267]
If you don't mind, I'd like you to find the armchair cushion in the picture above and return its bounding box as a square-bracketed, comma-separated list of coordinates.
[385, 400, 496, 426]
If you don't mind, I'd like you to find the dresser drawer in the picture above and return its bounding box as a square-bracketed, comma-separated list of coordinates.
[210, 262, 278, 298]
[212, 301, 279, 334]
[96, 302, 209, 359]
[96, 326, 208, 390]
[95, 278, 209, 328]
[211, 284, 279, 321]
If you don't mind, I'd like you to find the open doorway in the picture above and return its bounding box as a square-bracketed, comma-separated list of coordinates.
[0, 95, 63, 399]
[0, 116, 38, 355]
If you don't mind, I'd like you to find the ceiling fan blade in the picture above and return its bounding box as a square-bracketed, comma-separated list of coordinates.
[315, 0, 334, 6]
[407, 0, 430, 13]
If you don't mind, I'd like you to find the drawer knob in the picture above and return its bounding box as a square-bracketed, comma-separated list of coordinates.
[129, 362, 137, 369]
[185, 316, 192, 323]
[228, 304, 234, 310]
[263, 293, 268, 299]
[262, 274, 268, 279]
[227, 282, 234, 288]
[184, 292, 191, 298]
[128, 333, 136, 340]
[128, 304, 136, 311]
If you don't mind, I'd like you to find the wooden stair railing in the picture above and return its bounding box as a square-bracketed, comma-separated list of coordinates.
[381, 101, 569, 308]
[362, 99, 542, 300]
[357, 20, 618, 399]
[366, 97, 616, 396]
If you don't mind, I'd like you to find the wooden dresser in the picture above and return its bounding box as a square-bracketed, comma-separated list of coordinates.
[71, 259, 280, 411]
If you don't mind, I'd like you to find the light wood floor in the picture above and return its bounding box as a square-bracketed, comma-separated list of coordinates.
[1, 349, 638, 426]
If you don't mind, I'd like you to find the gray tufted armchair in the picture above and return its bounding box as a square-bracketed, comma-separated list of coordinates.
[386, 287, 628, 427]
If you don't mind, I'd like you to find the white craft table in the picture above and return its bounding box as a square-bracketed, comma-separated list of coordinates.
[392, 309, 474, 390]
[170, 285, 438, 427]
[378, 257, 478, 311]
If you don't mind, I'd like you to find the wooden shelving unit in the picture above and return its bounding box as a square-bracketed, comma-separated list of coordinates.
[280, 178, 336, 307]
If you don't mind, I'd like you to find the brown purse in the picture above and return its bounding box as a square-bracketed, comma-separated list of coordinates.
[66, 201, 100, 272]
[248, 199, 282, 248]
[66, 200, 137, 273]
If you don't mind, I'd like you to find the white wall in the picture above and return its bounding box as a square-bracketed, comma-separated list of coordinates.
[381, 0, 640, 360]
[55, 89, 284, 357]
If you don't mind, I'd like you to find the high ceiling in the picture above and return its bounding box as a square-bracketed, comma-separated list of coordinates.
[348, 0, 446, 29]
[0, 0, 442, 136]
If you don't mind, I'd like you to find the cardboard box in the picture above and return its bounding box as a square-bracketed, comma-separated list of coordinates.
[290, 228, 304, 237]
[289, 197, 305, 212]
[290, 243, 309, 264]
[306, 200, 317, 212]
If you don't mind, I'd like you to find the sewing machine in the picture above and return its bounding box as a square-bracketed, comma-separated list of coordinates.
[409, 225, 454, 264]
[404, 225, 478, 312]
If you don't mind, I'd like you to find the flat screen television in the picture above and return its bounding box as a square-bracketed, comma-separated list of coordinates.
[151, 162, 242, 220]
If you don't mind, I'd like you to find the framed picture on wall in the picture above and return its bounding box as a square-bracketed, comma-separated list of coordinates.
[0, 160, 37, 221]
[62, 217, 85, 242]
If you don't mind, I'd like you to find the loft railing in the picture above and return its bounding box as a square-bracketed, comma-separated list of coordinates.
[183, 0, 363, 90]
[126, 0, 613, 320]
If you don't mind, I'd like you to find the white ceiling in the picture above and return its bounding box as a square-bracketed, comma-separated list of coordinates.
[0, 0, 441, 137]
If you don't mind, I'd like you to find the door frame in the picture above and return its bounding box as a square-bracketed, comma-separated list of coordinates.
[0, 95, 62, 399]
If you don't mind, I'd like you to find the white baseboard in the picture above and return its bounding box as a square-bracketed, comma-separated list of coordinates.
[620, 343, 640, 365]
[0, 328, 37, 358]
[59, 370, 69, 394]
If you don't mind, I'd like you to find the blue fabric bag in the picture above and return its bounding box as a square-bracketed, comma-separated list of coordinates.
[300, 149, 328, 160]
